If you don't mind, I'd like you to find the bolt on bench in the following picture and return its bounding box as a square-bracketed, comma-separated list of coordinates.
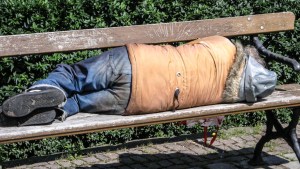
[0, 12, 299, 165]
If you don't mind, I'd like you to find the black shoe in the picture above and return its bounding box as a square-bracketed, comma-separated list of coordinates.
[0, 110, 19, 126]
[19, 108, 57, 126]
[2, 87, 65, 118]
[0, 108, 57, 127]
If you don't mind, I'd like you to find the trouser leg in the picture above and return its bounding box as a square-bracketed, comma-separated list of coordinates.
[64, 73, 131, 115]
[33, 46, 131, 116]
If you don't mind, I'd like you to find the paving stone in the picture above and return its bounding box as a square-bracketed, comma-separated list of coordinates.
[168, 164, 190, 169]
[152, 144, 169, 152]
[26, 162, 50, 168]
[92, 163, 112, 169]
[244, 140, 257, 147]
[233, 159, 255, 169]
[119, 157, 135, 164]
[240, 135, 256, 141]
[106, 161, 122, 167]
[72, 159, 86, 166]
[57, 160, 73, 168]
[141, 146, 160, 154]
[282, 161, 300, 169]
[191, 161, 210, 167]
[204, 146, 218, 154]
[158, 160, 173, 167]
[235, 142, 249, 149]
[169, 158, 185, 165]
[269, 165, 286, 169]
[253, 134, 263, 139]
[118, 166, 132, 169]
[207, 162, 238, 169]
[278, 144, 293, 153]
[180, 155, 197, 163]
[45, 161, 61, 169]
[9, 165, 28, 169]
[231, 136, 245, 143]
[276, 138, 287, 144]
[128, 163, 145, 169]
[212, 142, 227, 150]
[237, 148, 254, 155]
[211, 140, 222, 146]
[190, 154, 208, 162]
[168, 152, 184, 158]
[219, 139, 236, 145]
[143, 162, 161, 169]
[263, 155, 289, 165]
[43, 164, 61, 169]
[185, 144, 209, 155]
[83, 166, 102, 169]
[203, 153, 220, 160]
[130, 155, 148, 162]
[273, 145, 293, 153]
[94, 153, 110, 161]
[180, 150, 198, 156]
[227, 143, 244, 151]
[128, 149, 144, 155]
[32, 166, 49, 169]
[76, 165, 92, 168]
[143, 154, 160, 161]
[9, 166, 29, 169]
[223, 155, 248, 162]
[103, 159, 120, 165]
[226, 145, 245, 156]
[283, 153, 297, 161]
[114, 149, 129, 155]
[81, 156, 100, 164]
[164, 142, 187, 151]
[154, 152, 174, 159]
[105, 152, 119, 159]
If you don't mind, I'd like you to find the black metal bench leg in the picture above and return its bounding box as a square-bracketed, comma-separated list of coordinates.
[248, 110, 276, 165]
[249, 108, 300, 166]
[286, 108, 300, 161]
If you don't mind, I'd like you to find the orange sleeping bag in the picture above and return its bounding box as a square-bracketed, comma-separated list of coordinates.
[125, 36, 236, 115]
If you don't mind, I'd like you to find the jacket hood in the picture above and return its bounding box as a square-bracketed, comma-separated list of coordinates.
[222, 42, 277, 103]
[222, 41, 247, 102]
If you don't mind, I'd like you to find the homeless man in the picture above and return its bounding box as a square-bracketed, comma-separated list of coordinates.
[0, 36, 277, 126]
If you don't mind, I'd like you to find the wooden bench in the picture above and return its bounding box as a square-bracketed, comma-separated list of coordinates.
[0, 12, 299, 165]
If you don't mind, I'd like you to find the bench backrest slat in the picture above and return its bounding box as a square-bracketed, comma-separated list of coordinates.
[0, 12, 295, 57]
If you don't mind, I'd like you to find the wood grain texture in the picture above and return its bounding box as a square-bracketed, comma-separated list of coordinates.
[1, 84, 300, 144]
[0, 12, 295, 57]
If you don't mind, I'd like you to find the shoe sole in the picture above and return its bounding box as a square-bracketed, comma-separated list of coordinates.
[2, 89, 64, 117]
[19, 108, 57, 126]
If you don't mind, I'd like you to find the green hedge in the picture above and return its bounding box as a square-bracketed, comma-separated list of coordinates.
[0, 0, 299, 162]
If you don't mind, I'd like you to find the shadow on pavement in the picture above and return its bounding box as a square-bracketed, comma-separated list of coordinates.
[1, 133, 291, 169]
[79, 149, 289, 169]
[84, 152, 289, 169]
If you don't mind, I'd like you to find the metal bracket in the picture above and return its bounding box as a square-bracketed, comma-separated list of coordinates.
[248, 108, 300, 165]
[252, 36, 300, 72]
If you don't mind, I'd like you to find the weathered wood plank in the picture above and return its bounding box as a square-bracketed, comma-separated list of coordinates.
[0, 12, 295, 57]
[1, 83, 300, 144]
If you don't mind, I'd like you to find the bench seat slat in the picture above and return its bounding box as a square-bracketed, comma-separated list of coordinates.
[0, 12, 295, 57]
[1, 84, 300, 144]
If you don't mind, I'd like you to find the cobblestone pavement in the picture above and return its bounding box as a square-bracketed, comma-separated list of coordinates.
[2, 125, 300, 169]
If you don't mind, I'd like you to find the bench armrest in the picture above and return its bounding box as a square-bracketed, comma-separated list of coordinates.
[253, 36, 300, 71]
